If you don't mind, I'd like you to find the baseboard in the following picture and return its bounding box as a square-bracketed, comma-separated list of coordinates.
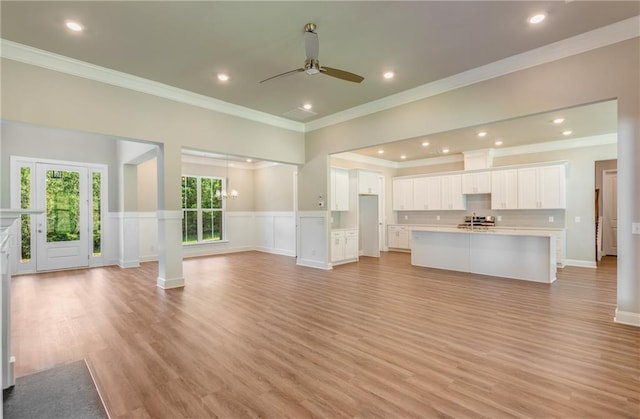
[118, 259, 140, 269]
[139, 255, 158, 262]
[564, 259, 597, 268]
[296, 258, 331, 270]
[255, 246, 296, 257]
[156, 276, 185, 289]
[614, 308, 640, 327]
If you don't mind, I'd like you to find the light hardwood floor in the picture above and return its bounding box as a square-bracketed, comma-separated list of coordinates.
[10, 252, 639, 418]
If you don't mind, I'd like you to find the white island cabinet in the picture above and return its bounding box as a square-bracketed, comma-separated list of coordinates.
[411, 228, 556, 283]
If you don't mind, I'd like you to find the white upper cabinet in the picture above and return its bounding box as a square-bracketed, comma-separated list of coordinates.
[517, 165, 566, 209]
[330, 168, 350, 211]
[491, 169, 518, 209]
[414, 176, 442, 210]
[440, 174, 466, 210]
[358, 170, 379, 195]
[462, 171, 492, 194]
[392, 178, 414, 210]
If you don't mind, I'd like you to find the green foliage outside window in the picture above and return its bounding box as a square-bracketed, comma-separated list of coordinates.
[92, 172, 102, 255]
[46, 170, 81, 243]
[181, 176, 223, 243]
[20, 167, 31, 261]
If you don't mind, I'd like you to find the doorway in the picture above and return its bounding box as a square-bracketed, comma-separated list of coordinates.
[12, 157, 106, 273]
[35, 164, 90, 271]
[602, 170, 618, 257]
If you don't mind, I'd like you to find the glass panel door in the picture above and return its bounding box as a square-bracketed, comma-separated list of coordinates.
[36, 164, 89, 271]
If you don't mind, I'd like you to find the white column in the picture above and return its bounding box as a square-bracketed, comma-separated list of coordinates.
[615, 100, 640, 326]
[156, 143, 184, 289]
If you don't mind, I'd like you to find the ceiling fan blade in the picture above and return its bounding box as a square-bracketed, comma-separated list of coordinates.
[305, 31, 319, 61]
[320, 67, 364, 83]
[259, 68, 305, 84]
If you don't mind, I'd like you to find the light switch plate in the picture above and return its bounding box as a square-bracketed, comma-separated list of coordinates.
[497, 216, 502, 222]
[633, 222, 640, 235]
[575, 216, 581, 223]
[548, 216, 554, 222]
[436, 216, 440, 221]
[404, 215, 408, 220]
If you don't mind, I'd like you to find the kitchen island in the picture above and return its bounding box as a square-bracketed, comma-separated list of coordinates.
[411, 227, 556, 283]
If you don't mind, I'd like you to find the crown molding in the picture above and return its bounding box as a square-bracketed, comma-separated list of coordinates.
[331, 152, 398, 169]
[306, 16, 640, 132]
[0, 39, 305, 133]
[492, 133, 617, 157]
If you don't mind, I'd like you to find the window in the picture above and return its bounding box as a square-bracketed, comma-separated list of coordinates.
[181, 176, 224, 243]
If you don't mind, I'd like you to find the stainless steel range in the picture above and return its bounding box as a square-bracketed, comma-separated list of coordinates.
[457, 215, 496, 231]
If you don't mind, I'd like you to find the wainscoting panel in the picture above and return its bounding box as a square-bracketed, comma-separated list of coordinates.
[136, 211, 295, 261]
[297, 211, 330, 269]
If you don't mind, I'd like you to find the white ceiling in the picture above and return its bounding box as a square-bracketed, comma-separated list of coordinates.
[1, 1, 638, 124]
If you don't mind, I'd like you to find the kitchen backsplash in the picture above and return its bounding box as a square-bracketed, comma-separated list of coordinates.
[396, 194, 567, 229]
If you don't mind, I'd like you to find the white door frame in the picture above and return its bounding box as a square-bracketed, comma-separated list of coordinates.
[10, 156, 108, 273]
[602, 169, 618, 256]
[378, 175, 386, 252]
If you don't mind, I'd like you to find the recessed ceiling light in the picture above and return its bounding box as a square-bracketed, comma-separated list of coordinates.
[528, 13, 546, 25]
[400, 155, 407, 160]
[553, 118, 565, 124]
[477, 131, 487, 138]
[495, 140, 503, 146]
[303, 103, 312, 110]
[246, 159, 252, 163]
[377, 149, 384, 154]
[563, 130, 573, 136]
[65, 20, 84, 32]
[217, 73, 229, 82]
[442, 148, 450, 154]
[383, 71, 395, 79]
[421, 141, 430, 147]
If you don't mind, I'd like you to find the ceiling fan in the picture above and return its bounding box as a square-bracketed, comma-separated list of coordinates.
[260, 23, 364, 84]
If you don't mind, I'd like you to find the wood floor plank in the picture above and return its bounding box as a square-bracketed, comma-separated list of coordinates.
[10, 252, 639, 418]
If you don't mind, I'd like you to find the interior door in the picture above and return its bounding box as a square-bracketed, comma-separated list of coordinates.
[36, 164, 89, 271]
[359, 195, 379, 257]
[602, 170, 617, 256]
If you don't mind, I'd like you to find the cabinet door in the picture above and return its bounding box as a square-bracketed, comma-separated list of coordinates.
[392, 179, 414, 210]
[491, 170, 518, 209]
[413, 178, 428, 210]
[331, 231, 345, 262]
[344, 230, 358, 259]
[517, 167, 539, 209]
[397, 229, 410, 249]
[539, 165, 566, 209]
[359, 171, 379, 195]
[332, 168, 350, 211]
[425, 177, 442, 210]
[441, 175, 466, 210]
[463, 172, 492, 194]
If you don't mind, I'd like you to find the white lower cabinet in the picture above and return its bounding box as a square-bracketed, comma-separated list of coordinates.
[331, 229, 358, 264]
[388, 225, 410, 250]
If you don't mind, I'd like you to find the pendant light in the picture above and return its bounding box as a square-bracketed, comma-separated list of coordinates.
[216, 156, 239, 199]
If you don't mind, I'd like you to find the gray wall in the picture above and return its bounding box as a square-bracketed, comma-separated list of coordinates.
[253, 164, 297, 212]
[0, 121, 120, 211]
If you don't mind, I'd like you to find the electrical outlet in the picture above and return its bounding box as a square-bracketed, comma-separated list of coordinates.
[633, 222, 640, 235]
[497, 216, 502, 222]
[575, 216, 581, 223]
[436, 216, 440, 221]
[548, 216, 554, 223]
[404, 215, 408, 220]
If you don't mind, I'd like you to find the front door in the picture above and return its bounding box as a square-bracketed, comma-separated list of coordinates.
[36, 164, 89, 271]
